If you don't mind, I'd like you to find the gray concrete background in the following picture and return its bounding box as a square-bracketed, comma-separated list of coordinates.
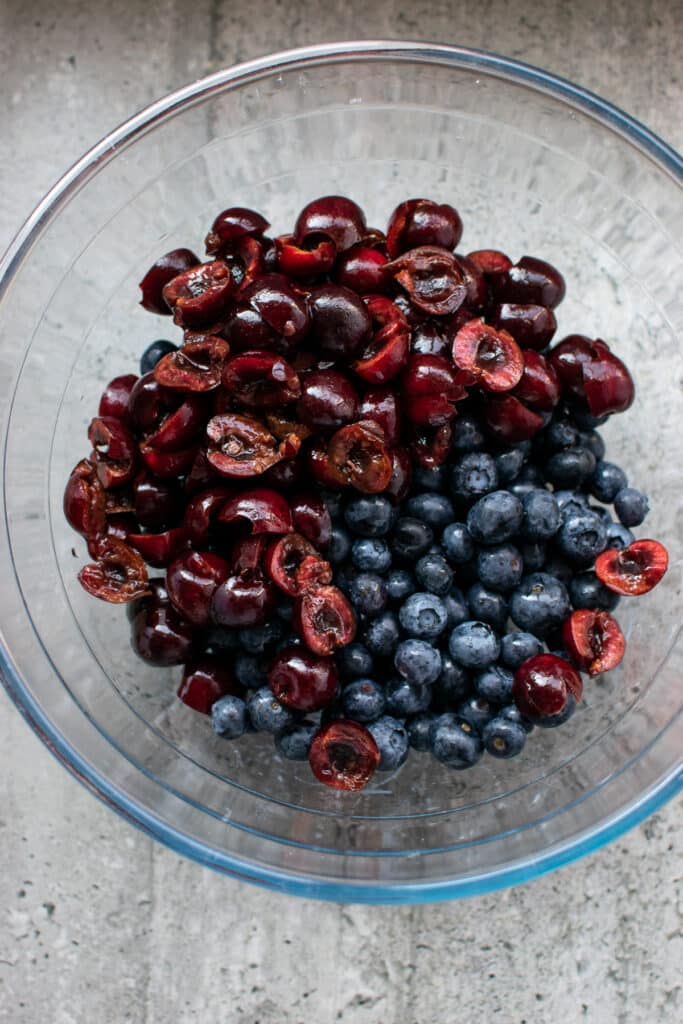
[0, 2, 681, 1021]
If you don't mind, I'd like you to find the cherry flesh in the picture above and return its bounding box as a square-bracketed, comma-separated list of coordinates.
[562, 609, 626, 676]
[595, 539, 668, 596]
[308, 720, 380, 791]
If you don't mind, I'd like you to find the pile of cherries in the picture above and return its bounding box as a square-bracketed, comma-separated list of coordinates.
[63, 195, 669, 792]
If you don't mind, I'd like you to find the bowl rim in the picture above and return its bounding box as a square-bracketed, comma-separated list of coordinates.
[1, 40, 681, 903]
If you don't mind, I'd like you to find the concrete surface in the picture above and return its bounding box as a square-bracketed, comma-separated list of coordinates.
[0, 1, 681, 1021]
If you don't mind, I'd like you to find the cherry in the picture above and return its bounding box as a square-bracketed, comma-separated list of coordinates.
[489, 255, 566, 309]
[204, 207, 269, 254]
[133, 474, 181, 531]
[333, 245, 389, 294]
[453, 319, 524, 392]
[455, 254, 487, 309]
[104, 489, 135, 516]
[294, 584, 356, 655]
[211, 572, 277, 628]
[492, 303, 557, 350]
[222, 350, 300, 409]
[226, 274, 310, 350]
[401, 353, 466, 427]
[582, 340, 635, 417]
[386, 447, 413, 503]
[132, 580, 196, 665]
[562, 609, 626, 676]
[327, 420, 393, 493]
[218, 488, 293, 534]
[386, 199, 463, 258]
[309, 284, 373, 360]
[466, 249, 513, 275]
[595, 539, 668, 596]
[154, 337, 230, 393]
[360, 387, 401, 447]
[98, 374, 138, 422]
[512, 350, 560, 411]
[162, 260, 234, 328]
[353, 295, 410, 383]
[206, 413, 295, 478]
[166, 550, 230, 626]
[127, 527, 191, 568]
[105, 513, 136, 543]
[263, 457, 303, 491]
[63, 458, 107, 538]
[481, 394, 545, 443]
[78, 536, 150, 604]
[177, 657, 239, 715]
[265, 533, 332, 596]
[128, 371, 182, 434]
[306, 441, 349, 489]
[139, 442, 198, 480]
[230, 534, 270, 575]
[296, 369, 360, 431]
[185, 448, 221, 494]
[183, 486, 232, 544]
[139, 248, 199, 315]
[275, 233, 336, 277]
[387, 246, 467, 316]
[290, 492, 332, 548]
[295, 196, 366, 252]
[410, 321, 450, 358]
[409, 422, 453, 468]
[87, 417, 137, 489]
[308, 720, 380, 791]
[144, 395, 208, 450]
[512, 653, 583, 720]
[269, 646, 339, 712]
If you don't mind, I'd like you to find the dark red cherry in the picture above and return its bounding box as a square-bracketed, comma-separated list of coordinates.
[134, 474, 182, 531]
[88, 417, 137, 490]
[265, 533, 332, 597]
[385, 447, 413, 503]
[360, 387, 401, 447]
[290, 492, 332, 548]
[166, 550, 230, 626]
[492, 303, 557, 350]
[409, 422, 453, 468]
[294, 584, 356, 656]
[296, 369, 360, 431]
[595, 539, 668, 596]
[386, 199, 463, 258]
[353, 295, 410, 383]
[308, 284, 373, 360]
[466, 249, 513, 275]
[218, 488, 293, 534]
[387, 246, 467, 316]
[64, 458, 107, 537]
[128, 372, 176, 433]
[269, 646, 339, 712]
[453, 319, 524, 392]
[582, 340, 635, 417]
[127, 527, 191, 568]
[78, 537, 150, 604]
[162, 260, 234, 328]
[562, 609, 625, 676]
[402, 353, 466, 427]
[222, 350, 300, 409]
[105, 513, 136, 543]
[512, 654, 583, 720]
[308, 720, 380, 791]
[230, 534, 270, 575]
[139, 443, 198, 481]
[204, 207, 269, 254]
[295, 196, 366, 252]
[333, 245, 389, 294]
[512, 350, 560, 411]
[327, 421, 393, 493]
[262, 457, 303, 491]
[481, 394, 545, 443]
[184, 448, 221, 494]
[177, 657, 239, 715]
[547, 334, 594, 403]
[132, 582, 196, 666]
[144, 395, 208, 451]
[183, 486, 232, 544]
[410, 321, 450, 357]
[275, 233, 336, 277]
[455, 254, 487, 309]
[489, 255, 566, 309]
[305, 442, 349, 489]
[98, 374, 138, 422]
[139, 248, 199, 315]
[154, 337, 229, 393]
[211, 572, 277, 628]
[226, 273, 310, 350]
[206, 413, 295, 478]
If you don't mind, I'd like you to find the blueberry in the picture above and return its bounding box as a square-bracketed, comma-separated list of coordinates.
[614, 487, 649, 527]
[605, 521, 635, 550]
[542, 418, 580, 452]
[394, 638, 442, 686]
[515, 463, 546, 488]
[535, 691, 577, 728]
[545, 447, 596, 488]
[451, 414, 486, 451]
[247, 687, 297, 734]
[415, 552, 454, 596]
[569, 571, 620, 611]
[521, 490, 561, 540]
[508, 481, 540, 500]
[391, 516, 434, 560]
[238, 619, 283, 655]
[542, 554, 574, 586]
[399, 593, 449, 639]
[348, 572, 388, 618]
[413, 464, 448, 491]
[456, 695, 496, 731]
[334, 567, 356, 596]
[443, 587, 468, 628]
[448, 620, 500, 669]
[482, 716, 527, 758]
[476, 543, 523, 593]
[570, 406, 609, 430]
[385, 569, 415, 603]
[337, 642, 374, 680]
[590, 504, 614, 526]
[510, 572, 571, 636]
[430, 713, 483, 770]
[473, 665, 514, 704]
[211, 695, 248, 738]
[351, 538, 392, 573]
[494, 447, 527, 484]
[364, 610, 401, 657]
[205, 625, 241, 653]
[578, 429, 606, 461]
[341, 678, 386, 723]
[499, 702, 535, 733]
[556, 511, 607, 565]
[590, 460, 628, 503]
[344, 495, 395, 537]
[407, 712, 439, 752]
[466, 583, 509, 631]
[433, 654, 470, 706]
[385, 677, 431, 716]
[321, 489, 343, 521]
[442, 522, 475, 564]
[500, 631, 543, 669]
[406, 492, 455, 529]
[275, 720, 317, 760]
[518, 540, 546, 572]
[327, 525, 352, 564]
[234, 654, 268, 689]
[368, 715, 410, 771]
[451, 452, 499, 502]
[555, 489, 589, 520]
[466, 491, 523, 544]
[140, 339, 177, 374]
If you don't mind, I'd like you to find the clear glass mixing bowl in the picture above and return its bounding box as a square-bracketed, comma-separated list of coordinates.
[0, 43, 681, 902]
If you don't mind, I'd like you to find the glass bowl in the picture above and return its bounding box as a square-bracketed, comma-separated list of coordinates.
[0, 42, 681, 903]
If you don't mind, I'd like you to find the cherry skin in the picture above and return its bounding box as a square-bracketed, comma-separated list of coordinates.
[308, 720, 380, 791]
[166, 550, 230, 626]
[562, 609, 625, 676]
[269, 646, 339, 712]
[512, 654, 583, 720]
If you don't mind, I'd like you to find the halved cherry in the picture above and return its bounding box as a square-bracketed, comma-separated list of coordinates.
[230, 534, 270, 575]
[327, 420, 393, 493]
[127, 527, 191, 568]
[222, 350, 300, 409]
[217, 488, 293, 534]
[296, 369, 360, 431]
[401, 353, 467, 426]
[183, 486, 232, 544]
[132, 584, 197, 666]
[162, 260, 234, 328]
[242, 273, 310, 342]
[222, 235, 267, 294]
[269, 646, 339, 712]
[166, 549, 230, 626]
[63, 458, 106, 537]
[360, 387, 401, 447]
[264, 411, 312, 445]
[562, 609, 626, 676]
[78, 536, 150, 604]
[385, 447, 413, 503]
[333, 244, 389, 294]
[139, 248, 199, 315]
[353, 295, 411, 383]
[409, 422, 453, 467]
[308, 720, 380, 791]
[512, 653, 583, 720]
[453, 319, 524, 392]
[204, 207, 269, 254]
[105, 513, 136, 543]
[105, 490, 135, 516]
[139, 442, 198, 480]
[128, 372, 176, 433]
[512, 350, 560, 411]
[410, 321, 450, 358]
[293, 584, 356, 655]
[481, 394, 545, 443]
[295, 195, 366, 252]
[290, 492, 332, 548]
[206, 413, 293, 478]
[154, 337, 229, 392]
[547, 334, 594, 402]
[492, 303, 557, 350]
[466, 249, 513, 275]
[88, 417, 137, 489]
[98, 374, 138, 422]
[265, 533, 332, 596]
[489, 255, 566, 309]
[275, 232, 336, 277]
[455, 254, 487, 309]
[306, 442, 349, 488]
[133, 474, 181, 531]
[263, 457, 303, 491]
[184, 447, 220, 494]
[582, 339, 635, 417]
[145, 395, 208, 450]
[210, 572, 277, 628]
[595, 540, 668, 596]
[177, 657, 240, 715]
[386, 199, 463, 258]
[387, 245, 467, 316]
